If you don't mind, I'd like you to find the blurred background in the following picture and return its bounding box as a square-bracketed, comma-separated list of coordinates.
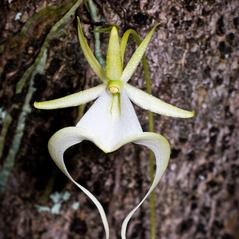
[0, 0, 238, 238]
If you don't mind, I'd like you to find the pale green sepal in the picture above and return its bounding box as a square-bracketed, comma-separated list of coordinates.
[77, 17, 105, 82]
[120, 29, 141, 66]
[121, 24, 158, 83]
[48, 127, 109, 239]
[106, 26, 122, 80]
[125, 83, 195, 118]
[34, 84, 106, 110]
[121, 132, 170, 239]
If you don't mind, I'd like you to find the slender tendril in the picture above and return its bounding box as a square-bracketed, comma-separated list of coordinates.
[121, 28, 156, 239]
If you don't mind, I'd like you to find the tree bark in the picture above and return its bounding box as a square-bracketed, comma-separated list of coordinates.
[0, 0, 238, 238]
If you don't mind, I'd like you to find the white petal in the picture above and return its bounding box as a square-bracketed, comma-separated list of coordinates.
[49, 128, 170, 239]
[48, 127, 170, 239]
[125, 83, 195, 118]
[119, 132, 170, 239]
[76, 90, 143, 152]
[48, 127, 109, 239]
[34, 84, 106, 110]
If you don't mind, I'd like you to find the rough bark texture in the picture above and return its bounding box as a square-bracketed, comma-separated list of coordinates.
[0, 0, 238, 239]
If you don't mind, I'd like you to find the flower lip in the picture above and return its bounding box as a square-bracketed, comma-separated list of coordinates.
[107, 79, 124, 94]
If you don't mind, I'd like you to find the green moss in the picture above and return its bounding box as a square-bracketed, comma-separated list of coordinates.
[0, 112, 12, 159]
[0, 0, 83, 194]
[16, 0, 83, 94]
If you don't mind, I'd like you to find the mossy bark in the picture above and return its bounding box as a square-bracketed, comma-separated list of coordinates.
[0, 0, 238, 239]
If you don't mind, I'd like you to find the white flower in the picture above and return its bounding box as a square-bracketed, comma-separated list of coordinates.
[34, 17, 194, 239]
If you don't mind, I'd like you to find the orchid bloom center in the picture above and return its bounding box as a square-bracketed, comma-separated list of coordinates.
[107, 80, 123, 94]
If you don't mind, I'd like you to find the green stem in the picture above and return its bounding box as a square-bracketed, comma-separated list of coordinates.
[39, 169, 57, 203]
[144, 54, 156, 239]
[87, 0, 105, 67]
[121, 29, 156, 238]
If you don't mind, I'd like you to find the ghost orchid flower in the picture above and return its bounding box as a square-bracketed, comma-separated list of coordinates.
[34, 17, 194, 239]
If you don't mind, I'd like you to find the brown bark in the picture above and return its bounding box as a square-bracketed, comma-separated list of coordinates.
[0, 0, 238, 238]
